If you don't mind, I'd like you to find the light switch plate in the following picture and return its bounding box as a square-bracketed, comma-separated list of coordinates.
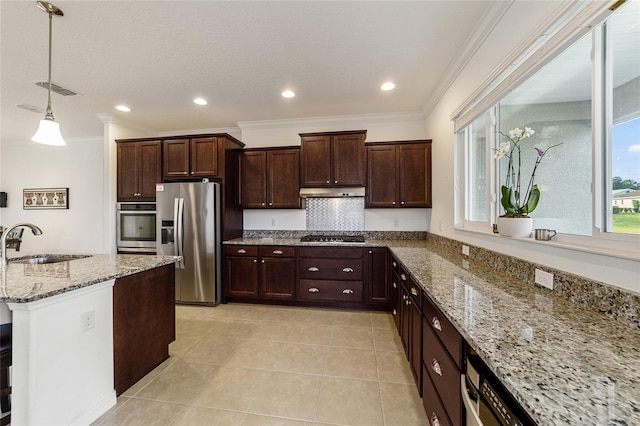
[535, 269, 554, 290]
[462, 245, 470, 256]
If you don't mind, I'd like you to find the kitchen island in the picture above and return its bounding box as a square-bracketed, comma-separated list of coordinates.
[0, 253, 180, 426]
[225, 237, 640, 425]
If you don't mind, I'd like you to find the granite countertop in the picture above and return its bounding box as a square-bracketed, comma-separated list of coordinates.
[226, 237, 640, 425]
[0, 253, 180, 303]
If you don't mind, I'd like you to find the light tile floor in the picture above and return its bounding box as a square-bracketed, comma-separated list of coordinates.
[93, 303, 428, 426]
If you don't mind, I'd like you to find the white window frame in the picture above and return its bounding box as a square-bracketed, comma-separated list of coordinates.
[454, 3, 640, 261]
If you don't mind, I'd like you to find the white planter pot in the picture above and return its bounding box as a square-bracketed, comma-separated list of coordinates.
[497, 216, 533, 238]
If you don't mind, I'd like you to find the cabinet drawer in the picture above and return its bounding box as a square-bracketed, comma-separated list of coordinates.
[258, 246, 296, 257]
[423, 295, 463, 369]
[299, 247, 363, 259]
[423, 317, 462, 426]
[299, 280, 363, 302]
[299, 258, 363, 280]
[422, 366, 453, 426]
[224, 245, 258, 257]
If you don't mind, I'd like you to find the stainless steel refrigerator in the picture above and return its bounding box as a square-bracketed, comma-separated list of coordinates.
[156, 182, 221, 305]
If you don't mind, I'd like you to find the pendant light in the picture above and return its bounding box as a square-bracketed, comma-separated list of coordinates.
[31, 1, 66, 146]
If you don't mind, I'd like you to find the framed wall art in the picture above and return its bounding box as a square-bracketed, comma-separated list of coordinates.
[23, 188, 69, 210]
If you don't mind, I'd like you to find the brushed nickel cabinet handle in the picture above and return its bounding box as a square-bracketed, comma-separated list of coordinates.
[342, 289, 354, 294]
[326, 180, 330, 184]
[368, 250, 372, 254]
[401, 201, 405, 205]
[392, 201, 396, 205]
[342, 267, 354, 273]
[308, 287, 319, 293]
[308, 266, 319, 272]
[392, 309, 397, 316]
[411, 287, 418, 296]
[261, 260, 265, 263]
[272, 250, 283, 255]
[237, 249, 246, 254]
[392, 261, 397, 267]
[430, 412, 441, 426]
[253, 259, 257, 263]
[406, 299, 411, 305]
[431, 359, 442, 376]
[432, 317, 442, 331]
[269, 202, 273, 206]
[393, 282, 397, 288]
[400, 273, 407, 281]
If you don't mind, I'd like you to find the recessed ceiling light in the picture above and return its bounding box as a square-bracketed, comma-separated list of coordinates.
[115, 105, 131, 112]
[380, 82, 396, 91]
[281, 90, 295, 98]
[193, 98, 207, 105]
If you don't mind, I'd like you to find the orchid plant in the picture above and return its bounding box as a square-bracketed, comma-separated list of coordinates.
[494, 127, 561, 217]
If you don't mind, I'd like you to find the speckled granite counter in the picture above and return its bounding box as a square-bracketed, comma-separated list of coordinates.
[225, 237, 640, 425]
[0, 254, 180, 303]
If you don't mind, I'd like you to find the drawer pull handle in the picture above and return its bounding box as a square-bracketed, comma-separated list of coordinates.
[308, 287, 319, 293]
[392, 261, 397, 267]
[406, 299, 411, 306]
[400, 273, 407, 281]
[253, 259, 257, 263]
[392, 309, 397, 316]
[393, 282, 397, 288]
[308, 266, 319, 272]
[430, 412, 441, 426]
[342, 289, 354, 294]
[432, 317, 442, 331]
[431, 359, 442, 376]
[237, 249, 246, 254]
[342, 267, 354, 273]
[272, 250, 283, 255]
[411, 287, 418, 296]
[402, 294, 407, 301]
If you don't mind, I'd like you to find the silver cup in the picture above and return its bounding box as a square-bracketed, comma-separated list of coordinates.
[534, 229, 557, 241]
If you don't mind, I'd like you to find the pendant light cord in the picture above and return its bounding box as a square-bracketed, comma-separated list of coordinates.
[45, 9, 54, 120]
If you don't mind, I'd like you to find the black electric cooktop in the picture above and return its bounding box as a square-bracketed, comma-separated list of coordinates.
[300, 234, 365, 243]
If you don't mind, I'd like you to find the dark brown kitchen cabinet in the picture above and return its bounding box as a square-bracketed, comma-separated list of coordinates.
[239, 148, 301, 209]
[116, 140, 161, 201]
[365, 248, 389, 307]
[389, 256, 401, 331]
[163, 137, 218, 179]
[224, 245, 296, 301]
[366, 140, 432, 208]
[300, 130, 366, 187]
[398, 266, 423, 393]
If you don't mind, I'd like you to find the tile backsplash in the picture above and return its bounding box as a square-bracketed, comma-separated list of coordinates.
[305, 198, 365, 231]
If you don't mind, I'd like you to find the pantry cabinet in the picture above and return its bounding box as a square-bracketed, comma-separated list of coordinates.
[366, 140, 432, 208]
[116, 140, 161, 201]
[300, 130, 366, 187]
[239, 147, 301, 209]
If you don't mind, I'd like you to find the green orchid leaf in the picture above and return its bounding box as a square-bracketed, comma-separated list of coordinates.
[524, 185, 540, 213]
[500, 185, 516, 214]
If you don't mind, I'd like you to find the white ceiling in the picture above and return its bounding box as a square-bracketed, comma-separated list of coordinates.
[0, 0, 494, 142]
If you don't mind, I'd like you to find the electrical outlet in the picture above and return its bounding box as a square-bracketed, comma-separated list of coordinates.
[393, 218, 400, 228]
[535, 269, 554, 290]
[81, 310, 95, 332]
[462, 245, 470, 256]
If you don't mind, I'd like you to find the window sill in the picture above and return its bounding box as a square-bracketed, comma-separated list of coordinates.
[453, 226, 640, 262]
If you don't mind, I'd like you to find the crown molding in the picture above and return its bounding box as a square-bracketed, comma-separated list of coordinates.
[96, 113, 157, 136]
[159, 127, 241, 138]
[237, 111, 425, 132]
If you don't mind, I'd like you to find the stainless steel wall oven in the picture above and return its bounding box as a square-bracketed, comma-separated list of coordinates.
[116, 202, 156, 253]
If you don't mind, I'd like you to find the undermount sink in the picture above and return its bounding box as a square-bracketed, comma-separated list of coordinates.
[11, 255, 90, 265]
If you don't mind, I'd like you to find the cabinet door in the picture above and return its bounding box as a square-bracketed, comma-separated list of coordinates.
[366, 145, 397, 207]
[225, 256, 259, 298]
[400, 284, 410, 358]
[117, 142, 139, 200]
[409, 298, 423, 393]
[300, 135, 331, 187]
[365, 248, 389, 306]
[239, 151, 267, 208]
[138, 141, 162, 199]
[268, 149, 301, 208]
[398, 143, 431, 207]
[163, 139, 190, 179]
[190, 137, 218, 177]
[333, 133, 365, 186]
[261, 257, 296, 299]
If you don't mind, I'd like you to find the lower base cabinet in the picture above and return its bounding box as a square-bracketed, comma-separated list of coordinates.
[422, 365, 453, 426]
[113, 264, 175, 395]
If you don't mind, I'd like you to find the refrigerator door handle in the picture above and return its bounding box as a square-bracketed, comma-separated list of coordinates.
[175, 197, 185, 268]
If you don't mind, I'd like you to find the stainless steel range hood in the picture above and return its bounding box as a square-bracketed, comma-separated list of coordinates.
[299, 187, 365, 198]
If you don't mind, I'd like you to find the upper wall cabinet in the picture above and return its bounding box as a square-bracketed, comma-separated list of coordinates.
[163, 136, 219, 179]
[116, 140, 162, 201]
[366, 140, 432, 208]
[299, 130, 366, 187]
[239, 147, 301, 209]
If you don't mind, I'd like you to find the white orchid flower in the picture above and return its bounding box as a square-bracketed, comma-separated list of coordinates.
[524, 127, 535, 138]
[509, 128, 523, 139]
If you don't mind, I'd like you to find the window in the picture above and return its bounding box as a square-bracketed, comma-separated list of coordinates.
[455, 0, 639, 255]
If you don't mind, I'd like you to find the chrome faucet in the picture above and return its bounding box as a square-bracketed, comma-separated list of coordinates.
[0, 223, 43, 266]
